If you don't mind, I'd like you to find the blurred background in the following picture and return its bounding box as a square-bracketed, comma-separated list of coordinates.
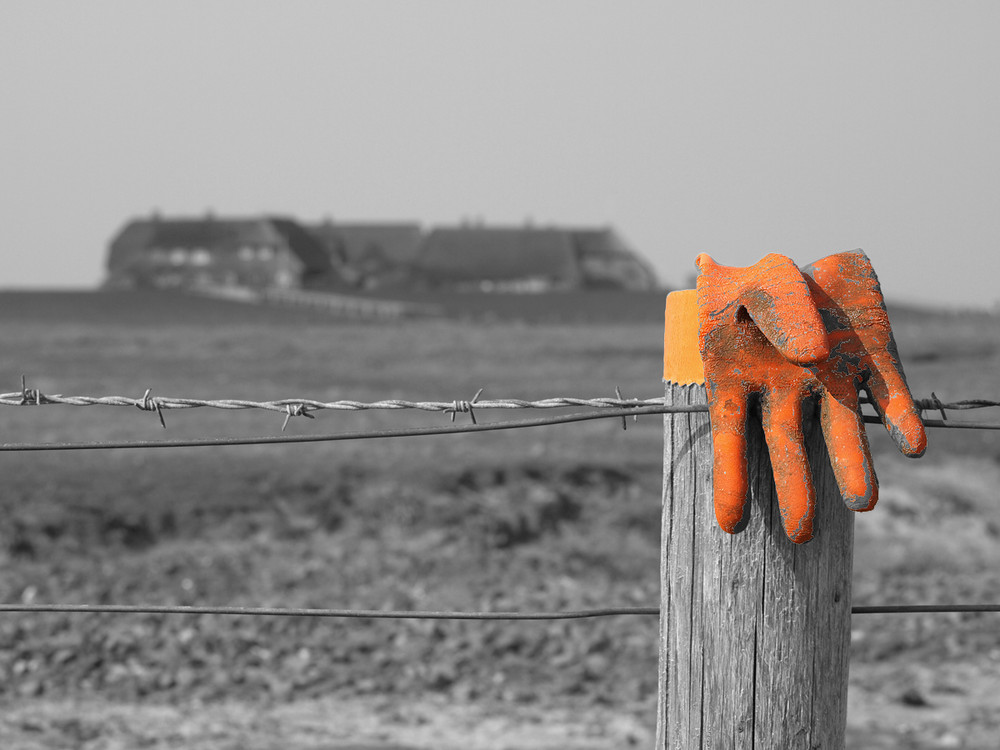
[3, 1, 1000, 309]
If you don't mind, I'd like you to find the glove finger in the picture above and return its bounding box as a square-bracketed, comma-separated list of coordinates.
[761, 389, 816, 543]
[819, 389, 878, 511]
[864, 350, 927, 457]
[803, 250, 926, 457]
[696, 253, 829, 365]
[706, 384, 751, 534]
[800, 249, 875, 301]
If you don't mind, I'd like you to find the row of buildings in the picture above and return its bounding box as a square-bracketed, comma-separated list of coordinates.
[105, 214, 659, 293]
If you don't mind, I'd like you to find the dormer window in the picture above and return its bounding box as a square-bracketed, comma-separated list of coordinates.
[258, 246, 275, 261]
[169, 248, 188, 266]
[238, 246, 255, 261]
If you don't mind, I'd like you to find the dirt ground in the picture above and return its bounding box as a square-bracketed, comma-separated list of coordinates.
[3, 672, 1000, 750]
[1, 291, 998, 748]
[0, 697, 654, 750]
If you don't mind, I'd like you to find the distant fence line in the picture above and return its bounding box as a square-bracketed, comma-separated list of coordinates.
[191, 285, 443, 319]
[260, 288, 443, 318]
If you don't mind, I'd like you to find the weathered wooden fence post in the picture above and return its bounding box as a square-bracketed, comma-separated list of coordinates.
[656, 290, 854, 749]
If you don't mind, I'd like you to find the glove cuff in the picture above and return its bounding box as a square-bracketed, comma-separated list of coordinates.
[663, 289, 705, 385]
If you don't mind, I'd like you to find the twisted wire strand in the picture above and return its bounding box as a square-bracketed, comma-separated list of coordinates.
[3, 387, 996, 417]
[912, 397, 1000, 411]
[0, 391, 670, 414]
[1, 603, 997, 619]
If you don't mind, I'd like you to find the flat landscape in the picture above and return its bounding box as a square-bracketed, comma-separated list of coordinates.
[0, 290, 998, 749]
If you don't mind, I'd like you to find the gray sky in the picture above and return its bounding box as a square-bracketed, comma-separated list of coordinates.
[3, 2, 999, 308]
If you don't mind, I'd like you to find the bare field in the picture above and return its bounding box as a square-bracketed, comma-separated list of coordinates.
[0, 290, 998, 748]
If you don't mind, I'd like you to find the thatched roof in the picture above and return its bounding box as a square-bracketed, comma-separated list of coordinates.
[413, 225, 658, 289]
[307, 222, 423, 267]
[415, 227, 581, 285]
[107, 216, 331, 274]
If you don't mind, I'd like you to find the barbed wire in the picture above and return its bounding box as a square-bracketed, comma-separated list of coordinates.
[4, 377, 674, 424]
[4, 377, 997, 426]
[1, 602, 997, 619]
[3, 377, 997, 434]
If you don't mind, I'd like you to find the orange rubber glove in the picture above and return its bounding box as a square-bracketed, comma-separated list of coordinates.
[696, 250, 926, 543]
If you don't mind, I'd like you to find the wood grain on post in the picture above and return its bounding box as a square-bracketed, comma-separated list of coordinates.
[657, 291, 854, 749]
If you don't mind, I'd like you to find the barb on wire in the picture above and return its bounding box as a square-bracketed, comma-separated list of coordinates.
[136, 389, 167, 429]
[615, 386, 641, 431]
[19, 375, 42, 406]
[925, 392, 948, 422]
[445, 387, 484, 424]
[282, 404, 315, 432]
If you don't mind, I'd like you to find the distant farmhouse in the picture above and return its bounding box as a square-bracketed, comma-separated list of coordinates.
[106, 215, 333, 291]
[105, 214, 659, 292]
[412, 225, 657, 292]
